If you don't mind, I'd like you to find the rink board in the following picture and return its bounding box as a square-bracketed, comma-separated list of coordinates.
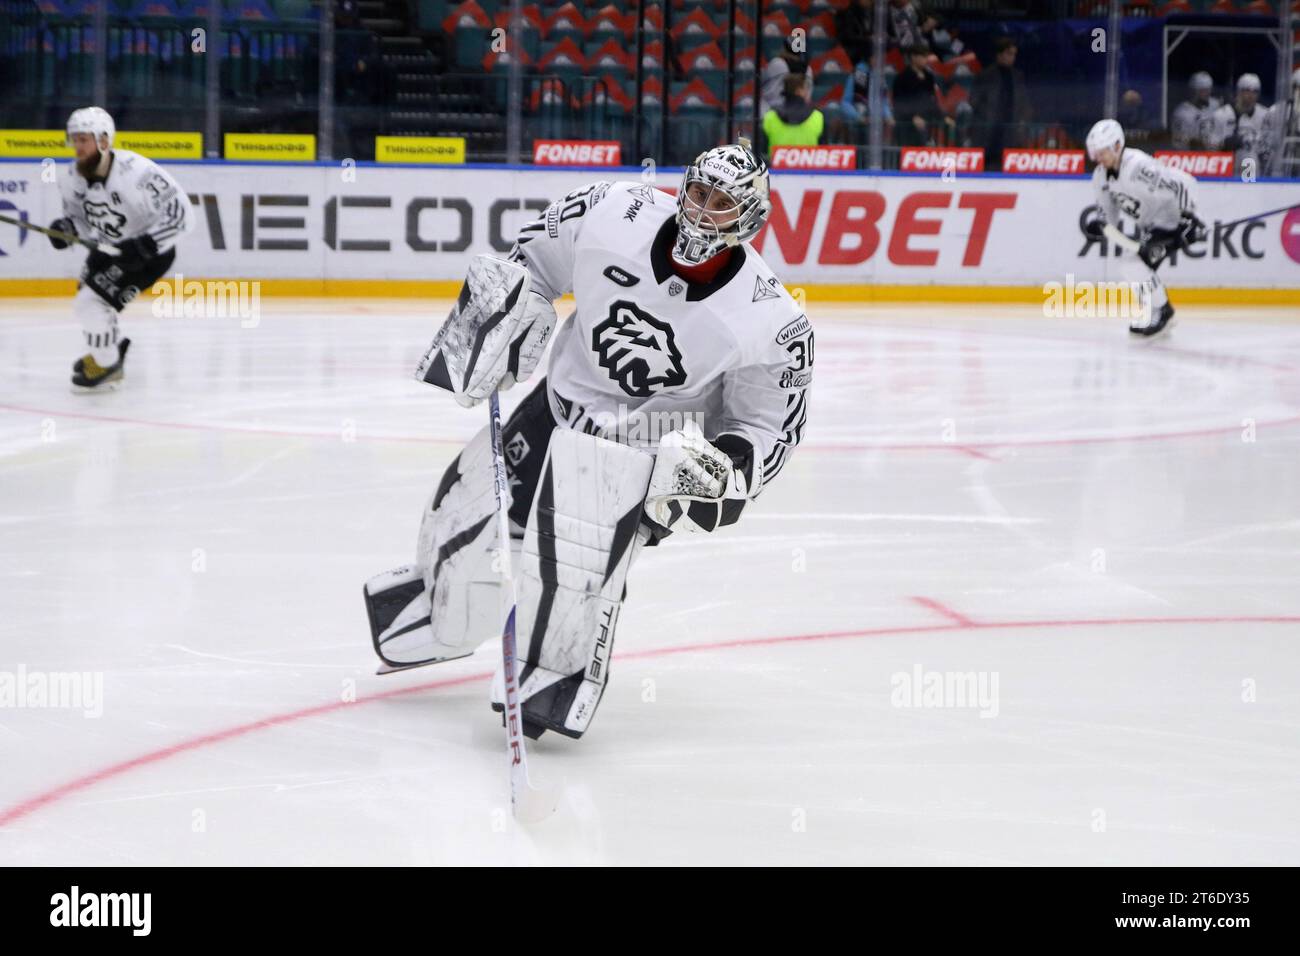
[0, 161, 1297, 295]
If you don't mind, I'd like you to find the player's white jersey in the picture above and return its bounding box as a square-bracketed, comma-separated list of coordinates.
[1091, 147, 1197, 234]
[1170, 97, 1220, 149]
[59, 148, 191, 253]
[1206, 102, 1272, 173]
[509, 180, 811, 496]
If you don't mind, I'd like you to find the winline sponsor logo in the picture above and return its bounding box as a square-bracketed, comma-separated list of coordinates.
[0, 663, 102, 717]
[50, 887, 151, 936]
[1042, 273, 1146, 320]
[151, 273, 261, 328]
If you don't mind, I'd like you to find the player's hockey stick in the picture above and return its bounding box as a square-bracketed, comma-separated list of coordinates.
[1103, 223, 1142, 253]
[487, 387, 557, 823]
[1216, 202, 1300, 231]
[0, 212, 121, 256]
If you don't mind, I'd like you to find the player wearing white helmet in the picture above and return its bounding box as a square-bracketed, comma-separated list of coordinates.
[1265, 68, 1300, 176]
[1207, 73, 1273, 175]
[1082, 118, 1206, 338]
[49, 106, 192, 390]
[362, 141, 810, 739]
[1170, 71, 1221, 149]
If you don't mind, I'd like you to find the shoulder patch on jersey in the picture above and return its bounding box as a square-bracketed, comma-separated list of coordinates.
[592, 301, 687, 398]
[603, 265, 640, 287]
[753, 275, 782, 303]
[776, 314, 811, 345]
[628, 183, 659, 205]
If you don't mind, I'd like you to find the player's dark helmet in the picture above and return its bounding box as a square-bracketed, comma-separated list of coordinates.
[674, 139, 772, 265]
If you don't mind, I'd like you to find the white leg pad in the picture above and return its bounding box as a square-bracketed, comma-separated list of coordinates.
[511, 428, 655, 738]
[369, 425, 506, 669]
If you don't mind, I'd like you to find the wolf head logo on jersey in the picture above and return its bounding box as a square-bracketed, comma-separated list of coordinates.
[82, 200, 127, 239]
[592, 301, 687, 397]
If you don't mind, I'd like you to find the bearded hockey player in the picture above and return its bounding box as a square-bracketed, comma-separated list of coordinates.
[1083, 119, 1206, 338]
[49, 107, 191, 390]
[363, 142, 811, 740]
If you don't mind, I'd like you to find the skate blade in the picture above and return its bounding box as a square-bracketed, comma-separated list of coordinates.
[70, 375, 123, 393]
[1129, 316, 1176, 341]
[374, 651, 471, 676]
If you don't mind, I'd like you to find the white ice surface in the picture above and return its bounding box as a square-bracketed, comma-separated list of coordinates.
[1, 299, 1298, 865]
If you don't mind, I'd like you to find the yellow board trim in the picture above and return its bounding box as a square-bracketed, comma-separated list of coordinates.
[1, 278, 1298, 306]
[223, 133, 317, 162]
[374, 135, 466, 164]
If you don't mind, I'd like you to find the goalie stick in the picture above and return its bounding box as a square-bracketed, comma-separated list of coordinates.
[417, 255, 557, 822]
[487, 387, 557, 823]
[0, 212, 121, 256]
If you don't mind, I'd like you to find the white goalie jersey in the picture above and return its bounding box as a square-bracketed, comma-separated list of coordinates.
[509, 180, 811, 497]
[1091, 146, 1198, 235]
[58, 148, 191, 253]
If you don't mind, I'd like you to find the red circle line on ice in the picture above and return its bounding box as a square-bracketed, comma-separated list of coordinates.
[1, 611, 1298, 831]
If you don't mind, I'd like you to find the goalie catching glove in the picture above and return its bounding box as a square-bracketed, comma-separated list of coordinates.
[644, 420, 753, 534]
[415, 255, 557, 407]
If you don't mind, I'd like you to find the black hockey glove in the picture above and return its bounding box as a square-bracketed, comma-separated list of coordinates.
[1177, 212, 1207, 247]
[48, 217, 76, 250]
[116, 234, 159, 267]
[1138, 228, 1182, 270]
[1081, 214, 1106, 241]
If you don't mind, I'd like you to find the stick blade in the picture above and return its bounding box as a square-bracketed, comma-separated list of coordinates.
[513, 777, 561, 824]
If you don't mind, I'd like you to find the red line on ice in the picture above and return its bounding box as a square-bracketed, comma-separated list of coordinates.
[909, 596, 978, 627]
[2, 613, 1299, 830]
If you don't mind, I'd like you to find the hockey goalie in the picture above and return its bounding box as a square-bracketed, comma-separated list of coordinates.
[363, 141, 812, 740]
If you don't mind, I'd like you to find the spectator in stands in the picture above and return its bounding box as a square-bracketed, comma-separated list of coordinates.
[761, 35, 813, 117]
[834, 0, 875, 66]
[887, 0, 924, 52]
[1118, 89, 1153, 145]
[920, 14, 962, 61]
[1170, 72, 1221, 150]
[892, 43, 947, 148]
[830, 60, 894, 143]
[969, 36, 1032, 172]
[762, 72, 826, 157]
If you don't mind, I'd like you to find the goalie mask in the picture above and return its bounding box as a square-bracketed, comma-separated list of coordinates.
[673, 140, 772, 266]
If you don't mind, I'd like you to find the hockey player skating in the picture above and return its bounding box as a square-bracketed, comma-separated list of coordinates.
[1083, 119, 1206, 338]
[48, 107, 191, 390]
[363, 142, 812, 740]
